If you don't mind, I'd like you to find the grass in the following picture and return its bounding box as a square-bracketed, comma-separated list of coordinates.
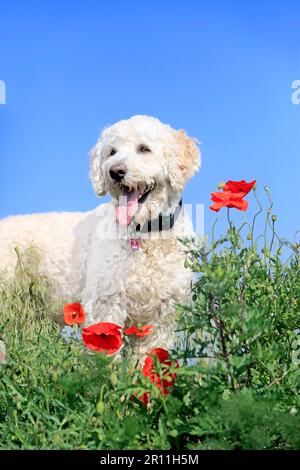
[0, 184, 300, 450]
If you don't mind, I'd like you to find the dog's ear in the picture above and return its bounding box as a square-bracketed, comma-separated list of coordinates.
[168, 129, 201, 192]
[89, 142, 106, 197]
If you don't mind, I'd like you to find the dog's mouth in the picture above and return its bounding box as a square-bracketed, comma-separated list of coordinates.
[115, 182, 156, 225]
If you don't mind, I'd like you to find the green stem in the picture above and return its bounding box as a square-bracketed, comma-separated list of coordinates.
[239, 212, 252, 236]
[251, 188, 263, 249]
[294, 230, 300, 243]
[211, 213, 219, 256]
[227, 208, 232, 229]
[263, 186, 273, 264]
[212, 298, 235, 391]
[270, 220, 276, 255]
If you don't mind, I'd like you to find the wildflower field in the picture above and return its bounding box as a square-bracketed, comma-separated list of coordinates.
[0, 181, 300, 450]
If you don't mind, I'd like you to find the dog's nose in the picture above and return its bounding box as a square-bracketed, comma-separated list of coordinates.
[109, 164, 127, 181]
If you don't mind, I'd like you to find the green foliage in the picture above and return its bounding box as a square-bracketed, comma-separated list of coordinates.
[0, 186, 300, 449]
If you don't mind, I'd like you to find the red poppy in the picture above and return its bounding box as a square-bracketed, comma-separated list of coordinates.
[132, 382, 150, 406]
[63, 303, 86, 326]
[135, 391, 150, 406]
[125, 324, 154, 337]
[223, 179, 256, 196]
[82, 322, 123, 355]
[210, 191, 248, 212]
[142, 348, 179, 396]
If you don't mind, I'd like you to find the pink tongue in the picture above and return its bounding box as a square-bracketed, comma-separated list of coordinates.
[116, 189, 139, 225]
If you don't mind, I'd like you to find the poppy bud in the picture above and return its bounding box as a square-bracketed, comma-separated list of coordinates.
[247, 231, 252, 240]
[262, 248, 271, 258]
[277, 248, 282, 255]
[110, 372, 118, 387]
[97, 400, 105, 414]
[271, 215, 277, 222]
[217, 181, 225, 189]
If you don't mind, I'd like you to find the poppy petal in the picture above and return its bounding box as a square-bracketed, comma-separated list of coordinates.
[82, 322, 123, 355]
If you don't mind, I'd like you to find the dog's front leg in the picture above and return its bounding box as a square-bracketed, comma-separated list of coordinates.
[80, 231, 129, 328]
[129, 305, 177, 363]
[81, 286, 127, 328]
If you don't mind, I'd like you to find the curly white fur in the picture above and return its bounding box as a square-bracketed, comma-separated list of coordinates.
[0, 115, 201, 356]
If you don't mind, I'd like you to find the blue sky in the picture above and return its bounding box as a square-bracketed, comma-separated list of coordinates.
[0, 0, 299, 243]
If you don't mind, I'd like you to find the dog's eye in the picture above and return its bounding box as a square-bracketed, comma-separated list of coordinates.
[109, 148, 117, 156]
[138, 144, 151, 153]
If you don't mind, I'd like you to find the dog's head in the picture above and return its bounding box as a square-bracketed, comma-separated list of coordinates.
[90, 115, 201, 226]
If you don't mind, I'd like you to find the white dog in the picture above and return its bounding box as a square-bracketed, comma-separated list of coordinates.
[0, 115, 201, 355]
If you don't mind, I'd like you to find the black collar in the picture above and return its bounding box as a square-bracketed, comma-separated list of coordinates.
[135, 199, 182, 233]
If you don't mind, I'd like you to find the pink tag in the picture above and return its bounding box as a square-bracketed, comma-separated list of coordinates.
[130, 238, 139, 251]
